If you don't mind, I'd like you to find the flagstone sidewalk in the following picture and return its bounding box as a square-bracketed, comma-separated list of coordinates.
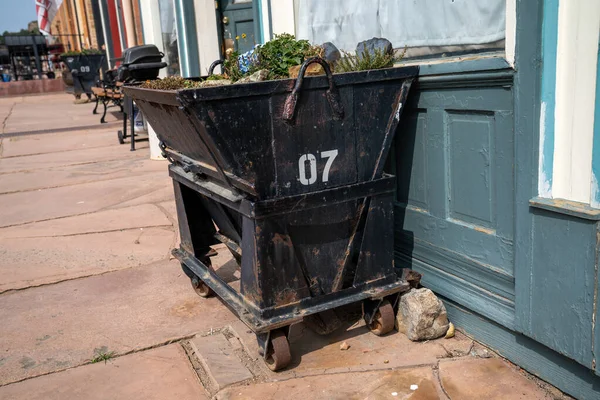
[0, 94, 567, 399]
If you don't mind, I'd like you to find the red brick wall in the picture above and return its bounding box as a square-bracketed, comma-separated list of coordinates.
[0, 80, 66, 97]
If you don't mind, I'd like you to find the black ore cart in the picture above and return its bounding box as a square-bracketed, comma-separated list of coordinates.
[61, 54, 105, 98]
[124, 58, 418, 371]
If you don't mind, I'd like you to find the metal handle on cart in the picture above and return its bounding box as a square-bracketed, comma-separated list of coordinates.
[282, 57, 345, 123]
[208, 59, 224, 76]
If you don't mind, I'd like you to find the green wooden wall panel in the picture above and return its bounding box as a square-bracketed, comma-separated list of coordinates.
[392, 0, 600, 391]
[395, 78, 515, 323]
[447, 112, 495, 229]
[529, 209, 597, 369]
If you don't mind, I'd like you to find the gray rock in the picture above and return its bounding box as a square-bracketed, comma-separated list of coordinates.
[356, 37, 393, 59]
[199, 79, 232, 87]
[322, 42, 341, 64]
[396, 288, 449, 341]
[235, 69, 268, 84]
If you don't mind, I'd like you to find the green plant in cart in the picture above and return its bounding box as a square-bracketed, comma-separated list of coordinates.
[336, 46, 407, 73]
[254, 33, 321, 79]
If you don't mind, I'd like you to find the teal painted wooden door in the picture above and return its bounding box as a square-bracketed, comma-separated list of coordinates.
[394, 75, 516, 329]
[219, 0, 256, 54]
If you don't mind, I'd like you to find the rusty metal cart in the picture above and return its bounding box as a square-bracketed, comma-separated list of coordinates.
[124, 58, 418, 371]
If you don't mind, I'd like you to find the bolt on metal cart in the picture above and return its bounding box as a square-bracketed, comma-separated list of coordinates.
[124, 58, 418, 371]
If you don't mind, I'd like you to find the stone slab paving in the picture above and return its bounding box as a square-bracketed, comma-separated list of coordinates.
[0, 227, 174, 293]
[216, 367, 441, 400]
[1, 127, 117, 158]
[0, 171, 170, 228]
[229, 318, 474, 378]
[438, 358, 551, 400]
[0, 158, 166, 194]
[0, 96, 22, 128]
[0, 141, 150, 174]
[0, 344, 208, 400]
[207, 320, 556, 399]
[0, 259, 237, 385]
[0, 204, 171, 239]
[1, 93, 119, 134]
[112, 185, 175, 210]
[189, 333, 253, 390]
[158, 200, 178, 222]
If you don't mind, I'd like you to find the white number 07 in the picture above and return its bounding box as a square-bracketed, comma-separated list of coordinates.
[298, 149, 338, 186]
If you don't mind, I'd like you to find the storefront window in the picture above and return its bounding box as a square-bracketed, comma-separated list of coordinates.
[158, 0, 179, 75]
[296, 0, 506, 60]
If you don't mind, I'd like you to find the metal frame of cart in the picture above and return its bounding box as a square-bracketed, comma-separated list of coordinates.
[124, 59, 419, 371]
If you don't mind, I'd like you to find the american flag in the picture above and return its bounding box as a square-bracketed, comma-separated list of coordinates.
[36, 0, 63, 35]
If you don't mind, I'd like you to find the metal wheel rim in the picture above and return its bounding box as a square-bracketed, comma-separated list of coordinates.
[189, 258, 213, 298]
[265, 331, 291, 371]
[191, 277, 213, 297]
[368, 300, 395, 336]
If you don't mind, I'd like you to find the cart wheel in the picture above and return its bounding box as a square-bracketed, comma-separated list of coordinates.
[187, 258, 214, 298]
[191, 275, 213, 297]
[265, 330, 291, 371]
[367, 300, 395, 336]
[118, 130, 125, 144]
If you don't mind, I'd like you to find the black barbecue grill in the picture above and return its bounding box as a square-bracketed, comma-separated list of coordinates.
[118, 44, 166, 83]
[117, 45, 166, 150]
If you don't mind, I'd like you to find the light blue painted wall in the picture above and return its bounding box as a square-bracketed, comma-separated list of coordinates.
[255, 0, 265, 44]
[539, 0, 560, 196]
[592, 36, 600, 205]
[174, 0, 200, 77]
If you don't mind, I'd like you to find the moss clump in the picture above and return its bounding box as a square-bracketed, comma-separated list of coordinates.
[140, 76, 232, 90]
[336, 46, 406, 73]
[140, 76, 203, 90]
[206, 74, 228, 81]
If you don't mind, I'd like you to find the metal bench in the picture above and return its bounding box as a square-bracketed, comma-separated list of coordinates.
[92, 82, 123, 123]
[92, 68, 124, 123]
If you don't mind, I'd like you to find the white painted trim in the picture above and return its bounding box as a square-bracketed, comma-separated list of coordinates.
[259, 0, 271, 41]
[193, 0, 221, 75]
[139, 0, 167, 77]
[538, 102, 552, 197]
[552, 0, 600, 203]
[505, 0, 516, 67]
[269, 0, 295, 36]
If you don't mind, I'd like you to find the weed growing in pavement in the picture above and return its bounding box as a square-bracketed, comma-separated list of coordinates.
[90, 347, 116, 364]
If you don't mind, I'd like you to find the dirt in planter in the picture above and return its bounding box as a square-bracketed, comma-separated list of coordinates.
[140, 76, 232, 90]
